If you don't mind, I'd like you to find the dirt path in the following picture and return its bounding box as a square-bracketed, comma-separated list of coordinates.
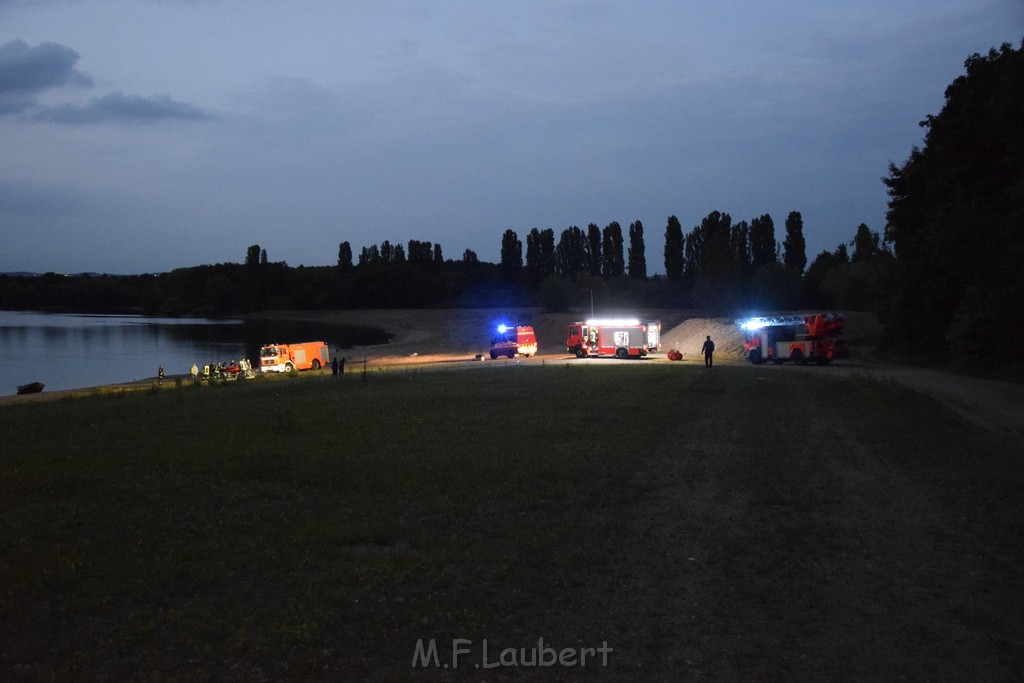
[804, 358, 1024, 448]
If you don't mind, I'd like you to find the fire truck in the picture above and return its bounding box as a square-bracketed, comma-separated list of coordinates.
[490, 325, 538, 359]
[566, 319, 661, 359]
[259, 341, 330, 372]
[739, 313, 848, 365]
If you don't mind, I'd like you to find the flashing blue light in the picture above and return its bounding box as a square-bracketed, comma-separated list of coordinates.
[497, 324, 509, 334]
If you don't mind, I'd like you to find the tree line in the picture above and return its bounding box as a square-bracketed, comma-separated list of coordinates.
[0, 212, 890, 317]
[1, 39, 1020, 363]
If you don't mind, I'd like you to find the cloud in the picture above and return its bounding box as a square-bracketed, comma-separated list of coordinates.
[0, 39, 92, 93]
[0, 39, 210, 123]
[30, 91, 214, 124]
[0, 38, 92, 114]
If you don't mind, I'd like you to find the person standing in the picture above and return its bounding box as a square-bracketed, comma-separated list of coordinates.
[330, 357, 338, 376]
[190, 363, 199, 382]
[158, 365, 165, 384]
[700, 335, 715, 368]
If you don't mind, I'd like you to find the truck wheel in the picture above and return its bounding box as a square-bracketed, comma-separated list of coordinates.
[748, 349, 763, 365]
[616, 348, 629, 359]
[285, 362, 295, 372]
[311, 359, 320, 370]
[575, 347, 588, 359]
[790, 349, 804, 365]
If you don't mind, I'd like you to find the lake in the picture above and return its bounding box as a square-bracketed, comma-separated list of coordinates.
[0, 311, 391, 394]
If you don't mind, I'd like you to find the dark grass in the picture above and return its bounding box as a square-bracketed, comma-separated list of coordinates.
[1, 365, 1022, 680]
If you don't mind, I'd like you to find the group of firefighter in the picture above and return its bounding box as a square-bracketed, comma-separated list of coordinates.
[179, 355, 346, 382]
[187, 358, 256, 382]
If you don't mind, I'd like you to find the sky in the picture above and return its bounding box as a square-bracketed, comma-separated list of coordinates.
[1, 1, 1021, 275]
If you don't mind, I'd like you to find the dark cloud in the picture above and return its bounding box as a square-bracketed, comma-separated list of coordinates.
[0, 39, 210, 123]
[0, 39, 92, 94]
[30, 91, 213, 123]
[0, 38, 93, 115]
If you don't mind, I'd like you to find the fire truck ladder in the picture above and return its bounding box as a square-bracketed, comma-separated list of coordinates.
[739, 314, 807, 330]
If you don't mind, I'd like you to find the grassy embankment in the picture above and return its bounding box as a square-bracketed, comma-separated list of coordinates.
[1, 365, 1022, 679]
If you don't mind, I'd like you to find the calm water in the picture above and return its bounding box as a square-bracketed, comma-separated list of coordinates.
[0, 311, 390, 394]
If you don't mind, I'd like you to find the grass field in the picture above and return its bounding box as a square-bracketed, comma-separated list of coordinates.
[1, 365, 1022, 679]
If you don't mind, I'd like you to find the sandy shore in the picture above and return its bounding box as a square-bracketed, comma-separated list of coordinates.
[2, 308, 883, 405]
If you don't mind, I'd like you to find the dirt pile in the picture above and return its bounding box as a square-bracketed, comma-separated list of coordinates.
[661, 318, 746, 361]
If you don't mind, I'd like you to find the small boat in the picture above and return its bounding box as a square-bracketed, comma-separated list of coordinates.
[16, 381, 45, 395]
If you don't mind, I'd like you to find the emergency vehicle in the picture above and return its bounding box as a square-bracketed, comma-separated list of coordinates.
[259, 341, 330, 372]
[490, 325, 537, 359]
[739, 313, 848, 365]
[566, 319, 661, 359]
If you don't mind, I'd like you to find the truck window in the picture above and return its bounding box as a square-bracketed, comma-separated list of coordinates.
[569, 326, 579, 336]
[260, 347, 278, 358]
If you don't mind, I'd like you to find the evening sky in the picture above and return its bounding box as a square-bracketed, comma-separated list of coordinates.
[1, 0, 1021, 273]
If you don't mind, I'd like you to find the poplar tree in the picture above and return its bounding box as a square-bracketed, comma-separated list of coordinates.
[500, 229, 523, 280]
[783, 211, 807, 274]
[602, 222, 624, 277]
[587, 223, 603, 276]
[628, 220, 647, 280]
[664, 215, 684, 280]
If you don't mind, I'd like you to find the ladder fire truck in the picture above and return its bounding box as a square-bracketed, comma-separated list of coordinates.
[739, 313, 848, 365]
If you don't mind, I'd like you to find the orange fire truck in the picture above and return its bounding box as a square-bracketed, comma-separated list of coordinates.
[490, 325, 538, 359]
[259, 341, 330, 372]
[740, 313, 848, 365]
[566, 319, 661, 359]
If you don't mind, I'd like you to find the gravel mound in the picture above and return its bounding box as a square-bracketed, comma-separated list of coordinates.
[661, 318, 746, 361]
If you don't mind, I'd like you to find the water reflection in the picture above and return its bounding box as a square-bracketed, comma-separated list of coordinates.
[0, 311, 391, 393]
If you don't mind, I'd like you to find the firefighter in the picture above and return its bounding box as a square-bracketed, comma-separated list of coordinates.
[190, 363, 199, 382]
[700, 335, 715, 368]
[158, 365, 164, 384]
[331, 357, 338, 376]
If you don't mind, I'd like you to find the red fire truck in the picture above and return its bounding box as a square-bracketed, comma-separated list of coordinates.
[566, 319, 660, 359]
[739, 313, 848, 365]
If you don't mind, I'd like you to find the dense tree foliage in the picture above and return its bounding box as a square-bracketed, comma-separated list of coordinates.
[586, 224, 603, 277]
[663, 215, 684, 281]
[555, 226, 588, 278]
[628, 221, 647, 280]
[601, 222, 624, 277]
[499, 229, 522, 281]
[783, 212, 807, 274]
[337, 242, 353, 271]
[883, 39, 1024, 360]
[749, 214, 776, 269]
